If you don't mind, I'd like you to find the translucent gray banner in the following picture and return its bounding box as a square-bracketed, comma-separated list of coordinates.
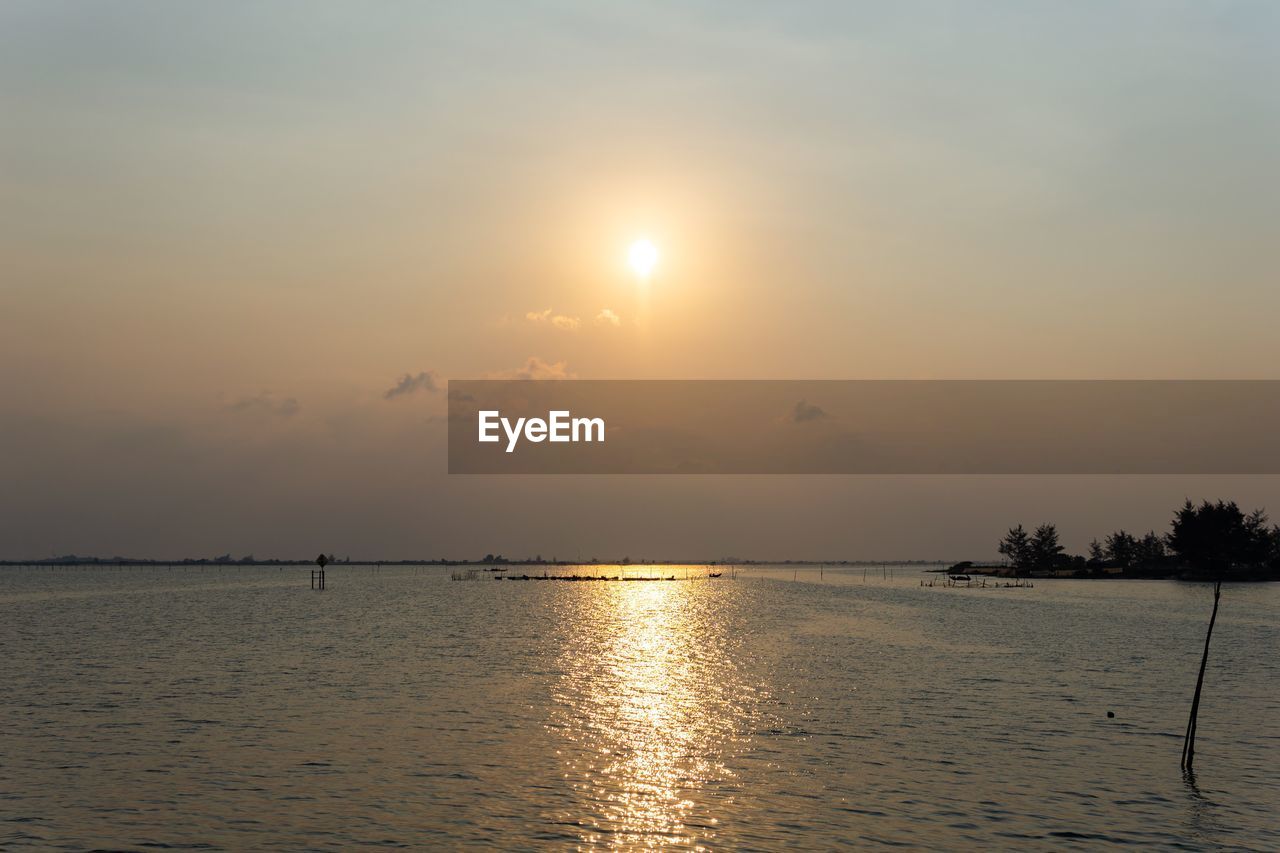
[447, 380, 1280, 474]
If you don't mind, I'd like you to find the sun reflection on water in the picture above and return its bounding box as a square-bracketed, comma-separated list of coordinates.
[549, 576, 759, 849]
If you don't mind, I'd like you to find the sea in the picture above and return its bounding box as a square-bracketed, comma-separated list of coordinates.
[2, 564, 1277, 849]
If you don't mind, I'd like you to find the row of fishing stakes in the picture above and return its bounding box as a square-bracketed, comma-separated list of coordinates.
[791, 564, 895, 581]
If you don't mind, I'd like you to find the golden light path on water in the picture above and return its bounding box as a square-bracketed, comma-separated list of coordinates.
[548, 578, 764, 849]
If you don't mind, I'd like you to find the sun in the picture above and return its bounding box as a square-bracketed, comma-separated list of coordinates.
[628, 238, 660, 281]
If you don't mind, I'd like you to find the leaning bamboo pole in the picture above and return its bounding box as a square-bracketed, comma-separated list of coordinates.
[1181, 579, 1222, 773]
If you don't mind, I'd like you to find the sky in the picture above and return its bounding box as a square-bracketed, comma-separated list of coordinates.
[2, 1, 1278, 560]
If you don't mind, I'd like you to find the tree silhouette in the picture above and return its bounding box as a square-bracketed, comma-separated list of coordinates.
[1171, 501, 1254, 570]
[998, 524, 1031, 573]
[1029, 523, 1064, 570]
[1105, 530, 1138, 568]
[1135, 531, 1167, 567]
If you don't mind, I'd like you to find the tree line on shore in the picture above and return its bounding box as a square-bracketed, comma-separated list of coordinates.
[994, 499, 1280, 580]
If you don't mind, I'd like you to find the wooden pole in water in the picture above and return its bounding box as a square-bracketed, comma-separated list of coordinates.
[1181, 578, 1222, 772]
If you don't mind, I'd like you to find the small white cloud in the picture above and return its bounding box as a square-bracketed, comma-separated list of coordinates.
[489, 357, 575, 380]
[527, 308, 581, 331]
[595, 308, 621, 326]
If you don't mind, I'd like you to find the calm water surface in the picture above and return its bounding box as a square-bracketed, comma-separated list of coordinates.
[2, 566, 1277, 849]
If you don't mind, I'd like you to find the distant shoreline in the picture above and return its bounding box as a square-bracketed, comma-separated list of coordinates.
[946, 563, 1279, 583]
[3, 557, 1275, 581]
[0, 558, 948, 568]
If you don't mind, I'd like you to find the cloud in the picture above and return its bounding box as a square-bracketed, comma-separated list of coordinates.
[792, 400, 827, 422]
[384, 371, 439, 400]
[527, 308, 581, 331]
[595, 308, 621, 326]
[228, 392, 300, 417]
[490, 356, 575, 380]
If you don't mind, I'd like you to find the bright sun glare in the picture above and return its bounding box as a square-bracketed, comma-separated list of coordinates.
[628, 238, 660, 280]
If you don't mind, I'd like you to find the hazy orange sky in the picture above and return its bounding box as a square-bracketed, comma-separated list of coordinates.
[2, 2, 1278, 559]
